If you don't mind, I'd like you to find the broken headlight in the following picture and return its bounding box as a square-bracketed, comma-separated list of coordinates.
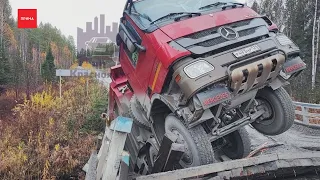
[184, 60, 214, 79]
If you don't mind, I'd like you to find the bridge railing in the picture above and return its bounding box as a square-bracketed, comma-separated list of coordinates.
[293, 101, 320, 128]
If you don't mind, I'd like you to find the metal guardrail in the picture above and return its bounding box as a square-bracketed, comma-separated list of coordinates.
[293, 101, 320, 128]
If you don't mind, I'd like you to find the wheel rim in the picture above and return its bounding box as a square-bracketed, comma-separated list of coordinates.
[170, 128, 193, 165]
[256, 98, 275, 125]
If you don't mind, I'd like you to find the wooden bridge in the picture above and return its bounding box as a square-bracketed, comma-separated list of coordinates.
[83, 101, 320, 180]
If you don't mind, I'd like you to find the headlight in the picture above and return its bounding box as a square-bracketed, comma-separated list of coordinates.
[276, 35, 294, 46]
[184, 60, 214, 79]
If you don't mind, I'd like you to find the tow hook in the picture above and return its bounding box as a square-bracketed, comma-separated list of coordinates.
[101, 113, 108, 119]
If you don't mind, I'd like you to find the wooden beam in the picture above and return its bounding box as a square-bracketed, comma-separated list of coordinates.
[101, 117, 133, 180]
[163, 143, 185, 172]
[151, 133, 177, 173]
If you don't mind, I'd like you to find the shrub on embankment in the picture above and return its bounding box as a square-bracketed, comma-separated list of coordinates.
[0, 79, 108, 179]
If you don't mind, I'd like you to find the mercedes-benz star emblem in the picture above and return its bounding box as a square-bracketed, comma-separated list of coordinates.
[218, 26, 239, 40]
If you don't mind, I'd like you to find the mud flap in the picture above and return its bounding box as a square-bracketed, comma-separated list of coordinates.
[282, 56, 306, 76]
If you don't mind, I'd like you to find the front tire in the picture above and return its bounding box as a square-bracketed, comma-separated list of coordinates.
[251, 87, 295, 136]
[164, 114, 215, 168]
[221, 128, 251, 159]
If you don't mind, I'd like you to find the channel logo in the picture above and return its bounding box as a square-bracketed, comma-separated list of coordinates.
[18, 9, 37, 28]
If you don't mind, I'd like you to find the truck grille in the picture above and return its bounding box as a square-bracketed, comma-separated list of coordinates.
[185, 19, 251, 39]
[170, 18, 269, 55]
[197, 27, 257, 47]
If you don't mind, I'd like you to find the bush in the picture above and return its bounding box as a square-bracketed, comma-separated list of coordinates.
[0, 79, 107, 179]
[82, 82, 108, 133]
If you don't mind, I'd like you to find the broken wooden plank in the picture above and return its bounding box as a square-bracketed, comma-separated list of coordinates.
[96, 126, 113, 179]
[135, 152, 320, 180]
[117, 151, 130, 180]
[102, 116, 133, 180]
[163, 143, 185, 172]
[84, 150, 98, 180]
[151, 133, 177, 173]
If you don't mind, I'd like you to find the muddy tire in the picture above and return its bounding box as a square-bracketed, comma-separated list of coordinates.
[252, 87, 295, 136]
[164, 114, 215, 168]
[221, 128, 251, 159]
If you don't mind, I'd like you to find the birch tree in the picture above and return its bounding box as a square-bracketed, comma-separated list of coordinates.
[315, 19, 320, 79]
[312, 0, 318, 89]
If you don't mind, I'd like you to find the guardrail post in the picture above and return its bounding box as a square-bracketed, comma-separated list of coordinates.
[301, 106, 309, 125]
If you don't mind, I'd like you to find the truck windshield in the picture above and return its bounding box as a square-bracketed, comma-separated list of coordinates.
[133, 0, 242, 22]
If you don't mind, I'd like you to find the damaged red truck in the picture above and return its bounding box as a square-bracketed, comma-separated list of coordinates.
[107, 0, 306, 175]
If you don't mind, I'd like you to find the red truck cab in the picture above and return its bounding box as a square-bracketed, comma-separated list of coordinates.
[109, 0, 306, 172]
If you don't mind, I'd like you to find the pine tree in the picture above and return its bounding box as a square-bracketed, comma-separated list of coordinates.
[0, 44, 11, 85]
[41, 47, 56, 82]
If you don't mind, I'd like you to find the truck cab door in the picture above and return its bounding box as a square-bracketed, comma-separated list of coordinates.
[117, 16, 157, 109]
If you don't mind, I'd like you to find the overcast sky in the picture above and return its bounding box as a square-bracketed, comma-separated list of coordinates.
[10, 0, 127, 40]
[9, 0, 246, 43]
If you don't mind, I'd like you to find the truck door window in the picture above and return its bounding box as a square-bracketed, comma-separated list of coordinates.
[122, 20, 142, 68]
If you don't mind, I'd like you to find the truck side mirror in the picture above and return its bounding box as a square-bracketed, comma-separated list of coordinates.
[118, 23, 146, 53]
[280, 25, 285, 33]
[116, 33, 121, 46]
[134, 43, 146, 52]
[118, 29, 136, 53]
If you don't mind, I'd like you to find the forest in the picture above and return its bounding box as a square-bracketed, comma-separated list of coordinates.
[250, 0, 320, 103]
[0, 0, 76, 100]
[0, 1, 108, 179]
[0, 0, 319, 179]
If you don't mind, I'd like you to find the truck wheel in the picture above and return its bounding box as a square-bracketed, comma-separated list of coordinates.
[221, 128, 251, 159]
[164, 114, 215, 168]
[251, 87, 295, 136]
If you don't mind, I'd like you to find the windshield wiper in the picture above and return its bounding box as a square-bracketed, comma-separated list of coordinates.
[221, 2, 245, 10]
[131, 12, 152, 22]
[174, 12, 201, 22]
[198, 2, 228, 10]
[150, 12, 201, 25]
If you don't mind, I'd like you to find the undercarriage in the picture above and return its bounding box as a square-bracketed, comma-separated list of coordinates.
[118, 80, 296, 176]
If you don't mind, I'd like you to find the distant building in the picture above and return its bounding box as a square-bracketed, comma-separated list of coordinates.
[77, 14, 118, 52]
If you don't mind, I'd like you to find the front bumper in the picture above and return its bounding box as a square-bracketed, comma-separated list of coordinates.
[172, 36, 306, 107]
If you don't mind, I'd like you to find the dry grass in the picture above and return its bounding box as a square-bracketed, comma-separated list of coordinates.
[0, 78, 107, 180]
